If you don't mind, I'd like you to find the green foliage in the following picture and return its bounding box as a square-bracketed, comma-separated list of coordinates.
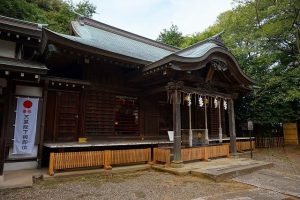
[0, 0, 96, 34]
[156, 24, 184, 47]
[74, 0, 96, 18]
[158, 0, 300, 124]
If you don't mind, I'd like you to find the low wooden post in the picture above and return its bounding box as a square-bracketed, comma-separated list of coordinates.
[49, 153, 55, 176]
[226, 144, 230, 157]
[204, 146, 209, 161]
[153, 148, 157, 164]
[104, 150, 112, 170]
[165, 149, 171, 167]
[147, 148, 152, 164]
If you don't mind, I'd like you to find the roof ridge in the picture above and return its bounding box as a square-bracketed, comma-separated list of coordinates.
[175, 31, 227, 54]
[0, 15, 47, 29]
[75, 17, 179, 52]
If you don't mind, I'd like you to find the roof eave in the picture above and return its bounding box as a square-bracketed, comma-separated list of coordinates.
[42, 28, 151, 66]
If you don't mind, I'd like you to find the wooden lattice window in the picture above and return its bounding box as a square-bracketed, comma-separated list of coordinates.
[114, 96, 139, 135]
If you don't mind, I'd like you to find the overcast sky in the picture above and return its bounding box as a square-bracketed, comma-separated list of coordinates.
[73, 0, 234, 40]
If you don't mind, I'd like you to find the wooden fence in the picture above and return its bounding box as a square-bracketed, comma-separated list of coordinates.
[49, 148, 151, 175]
[236, 141, 255, 152]
[153, 144, 229, 166]
[255, 137, 284, 148]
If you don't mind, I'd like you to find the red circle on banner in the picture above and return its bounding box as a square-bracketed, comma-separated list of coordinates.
[23, 100, 32, 108]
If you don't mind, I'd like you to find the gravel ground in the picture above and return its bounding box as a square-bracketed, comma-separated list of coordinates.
[0, 170, 252, 200]
[240, 146, 300, 175]
[1, 146, 299, 200]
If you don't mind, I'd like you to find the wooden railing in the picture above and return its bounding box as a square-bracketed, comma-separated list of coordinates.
[49, 148, 151, 175]
[236, 141, 255, 152]
[153, 144, 230, 165]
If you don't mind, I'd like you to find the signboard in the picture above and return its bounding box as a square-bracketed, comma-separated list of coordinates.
[247, 120, 254, 131]
[13, 97, 39, 154]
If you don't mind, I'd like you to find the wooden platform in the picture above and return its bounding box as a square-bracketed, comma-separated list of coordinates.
[44, 140, 173, 148]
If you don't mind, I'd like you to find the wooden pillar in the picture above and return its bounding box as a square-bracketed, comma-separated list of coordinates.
[37, 80, 49, 168]
[172, 89, 182, 163]
[188, 95, 192, 147]
[218, 99, 223, 143]
[167, 82, 183, 167]
[228, 99, 237, 154]
[204, 97, 209, 144]
[0, 80, 13, 175]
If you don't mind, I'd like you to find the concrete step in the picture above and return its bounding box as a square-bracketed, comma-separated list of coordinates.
[191, 161, 273, 182]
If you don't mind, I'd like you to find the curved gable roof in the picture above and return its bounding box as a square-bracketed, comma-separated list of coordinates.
[143, 34, 255, 85]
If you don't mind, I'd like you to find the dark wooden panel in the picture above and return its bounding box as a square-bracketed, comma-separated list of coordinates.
[115, 97, 139, 136]
[55, 91, 80, 141]
[84, 90, 115, 136]
[44, 90, 56, 142]
[142, 98, 159, 137]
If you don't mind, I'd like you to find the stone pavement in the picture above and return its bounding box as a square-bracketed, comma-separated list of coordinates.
[233, 169, 300, 198]
[0, 169, 44, 189]
[192, 188, 290, 200]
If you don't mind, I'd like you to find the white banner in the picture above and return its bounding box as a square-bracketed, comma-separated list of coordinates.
[13, 97, 39, 154]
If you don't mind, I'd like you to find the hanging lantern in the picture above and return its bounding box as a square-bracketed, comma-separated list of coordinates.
[198, 96, 204, 107]
[214, 98, 218, 108]
[204, 97, 209, 105]
[224, 99, 228, 110]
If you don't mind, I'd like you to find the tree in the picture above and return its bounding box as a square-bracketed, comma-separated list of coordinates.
[158, 0, 300, 125]
[74, 0, 96, 18]
[0, 0, 97, 34]
[157, 24, 184, 47]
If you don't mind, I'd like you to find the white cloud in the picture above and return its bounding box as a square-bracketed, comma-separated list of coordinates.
[72, 0, 233, 39]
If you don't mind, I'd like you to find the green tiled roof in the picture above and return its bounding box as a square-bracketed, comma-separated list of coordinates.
[68, 21, 175, 62]
[176, 42, 220, 58]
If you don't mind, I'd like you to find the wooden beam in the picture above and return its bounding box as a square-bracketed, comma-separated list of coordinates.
[0, 80, 12, 175]
[205, 67, 215, 82]
[37, 80, 49, 168]
[182, 85, 233, 99]
[142, 86, 166, 96]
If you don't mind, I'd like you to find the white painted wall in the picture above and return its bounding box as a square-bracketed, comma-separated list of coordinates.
[4, 161, 38, 171]
[15, 85, 43, 97]
[0, 39, 16, 58]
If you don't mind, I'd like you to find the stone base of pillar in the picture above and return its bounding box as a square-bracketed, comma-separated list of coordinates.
[0, 175, 4, 183]
[171, 160, 184, 168]
[218, 127, 223, 143]
[230, 153, 239, 159]
[204, 129, 209, 144]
